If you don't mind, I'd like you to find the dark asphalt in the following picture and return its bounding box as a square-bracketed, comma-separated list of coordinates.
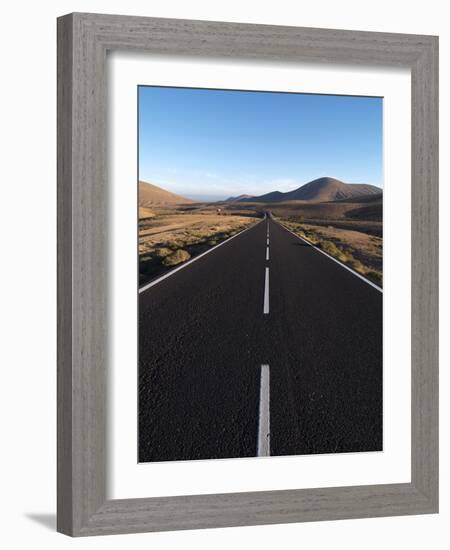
[138, 217, 382, 462]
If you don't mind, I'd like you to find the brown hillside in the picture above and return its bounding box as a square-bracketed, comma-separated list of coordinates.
[139, 180, 193, 206]
[287, 177, 381, 202]
[243, 177, 381, 203]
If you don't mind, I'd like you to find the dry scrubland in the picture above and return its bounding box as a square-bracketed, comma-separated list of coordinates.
[265, 197, 382, 236]
[278, 219, 382, 286]
[264, 195, 382, 286]
[237, 193, 383, 287]
[137, 180, 382, 287]
[139, 206, 259, 285]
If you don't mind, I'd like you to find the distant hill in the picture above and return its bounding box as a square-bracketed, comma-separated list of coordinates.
[139, 181, 193, 206]
[344, 194, 383, 221]
[242, 177, 382, 203]
[335, 192, 383, 204]
[225, 194, 254, 202]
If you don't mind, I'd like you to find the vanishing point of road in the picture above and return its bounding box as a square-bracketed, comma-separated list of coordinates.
[138, 216, 383, 462]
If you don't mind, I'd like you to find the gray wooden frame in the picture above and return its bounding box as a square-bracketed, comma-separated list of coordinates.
[57, 12, 438, 536]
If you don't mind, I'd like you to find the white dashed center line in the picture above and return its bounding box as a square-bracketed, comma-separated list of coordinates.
[257, 364, 270, 456]
[263, 267, 270, 314]
[258, 225, 270, 456]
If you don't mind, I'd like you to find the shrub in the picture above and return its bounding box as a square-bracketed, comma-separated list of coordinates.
[320, 240, 336, 254]
[153, 247, 173, 258]
[162, 249, 191, 266]
[305, 233, 319, 245]
[320, 240, 348, 262]
[348, 258, 365, 272]
[367, 270, 382, 286]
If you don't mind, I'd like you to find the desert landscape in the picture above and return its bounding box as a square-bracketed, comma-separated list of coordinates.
[139, 181, 260, 285]
[138, 86, 383, 463]
[139, 176, 382, 287]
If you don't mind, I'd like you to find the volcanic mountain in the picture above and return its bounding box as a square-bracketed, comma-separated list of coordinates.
[139, 181, 194, 206]
[241, 177, 382, 203]
[225, 194, 254, 202]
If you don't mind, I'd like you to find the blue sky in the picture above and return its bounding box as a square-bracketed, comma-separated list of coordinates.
[139, 86, 383, 201]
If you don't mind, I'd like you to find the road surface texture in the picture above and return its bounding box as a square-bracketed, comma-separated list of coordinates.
[139, 217, 382, 462]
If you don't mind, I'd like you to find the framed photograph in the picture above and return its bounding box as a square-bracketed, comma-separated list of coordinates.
[57, 13, 438, 536]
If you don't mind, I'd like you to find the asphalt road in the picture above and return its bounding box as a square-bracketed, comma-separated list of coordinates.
[138, 216, 382, 462]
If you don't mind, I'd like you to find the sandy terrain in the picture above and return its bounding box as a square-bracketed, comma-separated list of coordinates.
[139, 180, 194, 206]
[139, 210, 258, 284]
[139, 213, 257, 254]
[137, 180, 382, 286]
[279, 219, 382, 286]
[302, 224, 382, 272]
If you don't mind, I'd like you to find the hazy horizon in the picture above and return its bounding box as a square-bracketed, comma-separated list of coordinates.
[139, 86, 383, 202]
[140, 177, 383, 203]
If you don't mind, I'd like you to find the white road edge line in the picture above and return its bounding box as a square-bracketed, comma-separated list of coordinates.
[266, 247, 270, 261]
[139, 219, 263, 293]
[257, 364, 270, 457]
[278, 221, 383, 293]
[263, 267, 270, 314]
